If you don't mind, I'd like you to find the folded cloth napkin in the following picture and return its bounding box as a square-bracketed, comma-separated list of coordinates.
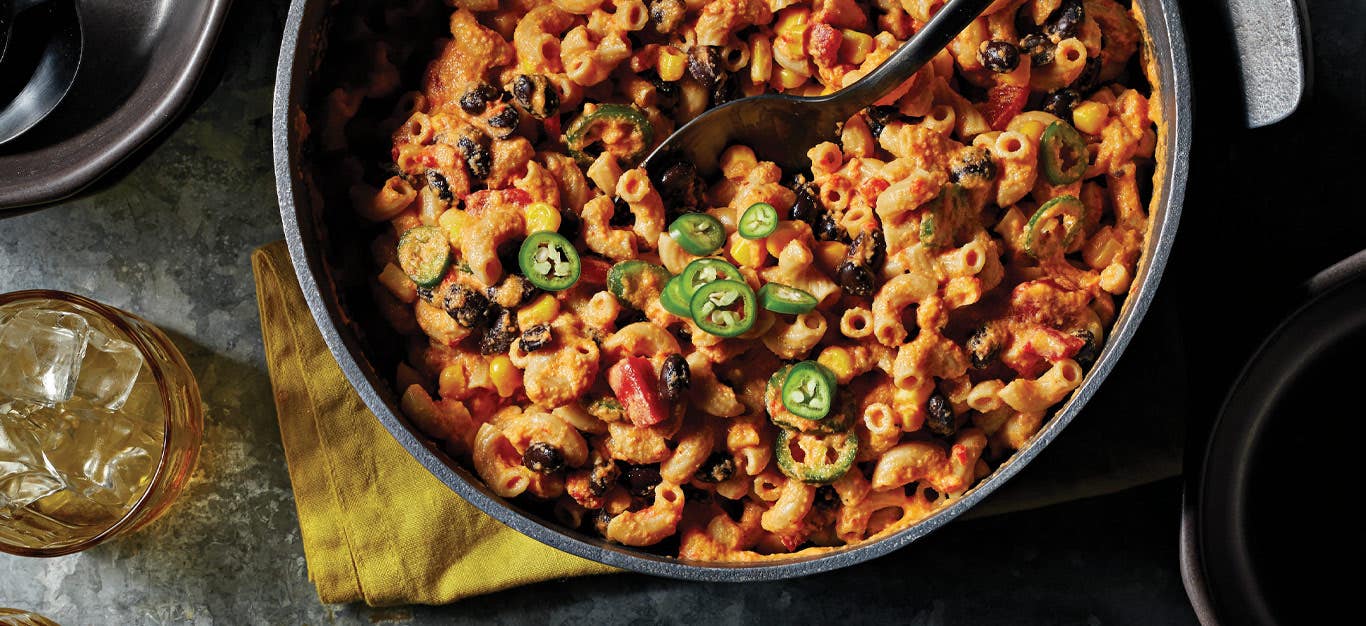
[253, 241, 614, 606]
[252, 240, 1183, 605]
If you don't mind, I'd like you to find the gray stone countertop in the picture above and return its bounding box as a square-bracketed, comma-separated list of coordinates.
[0, 1, 1197, 623]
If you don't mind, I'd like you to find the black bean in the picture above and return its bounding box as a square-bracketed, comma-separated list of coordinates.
[588, 459, 619, 496]
[645, 71, 680, 110]
[648, 0, 686, 33]
[656, 160, 702, 212]
[814, 212, 846, 242]
[978, 40, 1021, 74]
[967, 326, 1000, 369]
[1072, 329, 1099, 367]
[695, 453, 735, 484]
[593, 510, 614, 536]
[457, 135, 491, 180]
[415, 285, 434, 302]
[687, 45, 725, 91]
[923, 487, 940, 502]
[1042, 88, 1082, 120]
[522, 442, 566, 474]
[1045, 0, 1085, 40]
[488, 105, 520, 130]
[622, 465, 663, 499]
[711, 74, 740, 107]
[848, 229, 887, 272]
[558, 208, 583, 240]
[789, 181, 823, 224]
[479, 305, 519, 354]
[441, 284, 490, 328]
[837, 261, 875, 297]
[459, 83, 499, 115]
[660, 353, 691, 402]
[863, 105, 902, 139]
[949, 147, 998, 187]
[519, 324, 553, 352]
[427, 170, 453, 201]
[681, 483, 712, 504]
[615, 307, 648, 328]
[926, 392, 957, 436]
[1020, 33, 1056, 66]
[814, 485, 839, 509]
[510, 74, 559, 120]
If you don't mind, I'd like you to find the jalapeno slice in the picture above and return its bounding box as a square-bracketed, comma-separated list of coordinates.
[758, 282, 818, 314]
[660, 275, 693, 317]
[689, 279, 756, 337]
[397, 226, 452, 287]
[775, 429, 859, 484]
[565, 104, 655, 166]
[780, 361, 837, 420]
[607, 260, 671, 309]
[1039, 121, 1088, 185]
[518, 231, 581, 291]
[679, 258, 743, 300]
[766, 366, 857, 434]
[1023, 195, 1085, 259]
[739, 202, 779, 239]
[669, 213, 726, 255]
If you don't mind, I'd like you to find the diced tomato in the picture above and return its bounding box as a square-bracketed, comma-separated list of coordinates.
[608, 357, 669, 427]
[808, 23, 843, 69]
[858, 177, 889, 199]
[544, 114, 561, 139]
[579, 257, 612, 288]
[1004, 325, 1086, 377]
[980, 84, 1030, 131]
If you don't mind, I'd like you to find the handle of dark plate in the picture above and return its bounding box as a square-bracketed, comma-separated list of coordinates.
[826, 0, 995, 117]
[1221, 0, 1311, 128]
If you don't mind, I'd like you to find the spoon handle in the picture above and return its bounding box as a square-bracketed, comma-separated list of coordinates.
[822, 0, 996, 117]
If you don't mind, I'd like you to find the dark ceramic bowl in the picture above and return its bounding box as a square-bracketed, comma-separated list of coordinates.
[273, 0, 1190, 579]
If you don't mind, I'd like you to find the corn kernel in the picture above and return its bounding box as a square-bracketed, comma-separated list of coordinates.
[489, 355, 522, 398]
[839, 29, 874, 65]
[775, 6, 810, 36]
[657, 46, 687, 82]
[773, 67, 809, 91]
[524, 201, 562, 234]
[766, 221, 805, 256]
[438, 365, 467, 399]
[818, 346, 855, 384]
[729, 235, 768, 268]
[438, 209, 469, 249]
[1072, 101, 1109, 135]
[1017, 119, 1047, 143]
[517, 293, 561, 328]
[814, 240, 848, 271]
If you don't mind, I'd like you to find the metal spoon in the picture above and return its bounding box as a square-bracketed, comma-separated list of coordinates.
[0, 0, 79, 145]
[642, 0, 994, 178]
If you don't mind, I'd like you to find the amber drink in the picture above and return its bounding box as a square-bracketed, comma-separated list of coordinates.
[0, 291, 202, 556]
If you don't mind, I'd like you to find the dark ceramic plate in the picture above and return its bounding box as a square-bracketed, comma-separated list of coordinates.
[0, 0, 232, 212]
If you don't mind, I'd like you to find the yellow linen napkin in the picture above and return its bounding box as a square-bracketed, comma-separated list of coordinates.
[252, 241, 615, 607]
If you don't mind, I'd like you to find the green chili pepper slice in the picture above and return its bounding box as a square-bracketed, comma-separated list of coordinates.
[780, 361, 837, 420]
[1039, 121, 1089, 185]
[689, 279, 756, 337]
[739, 202, 779, 239]
[607, 260, 671, 309]
[775, 428, 859, 484]
[669, 213, 726, 255]
[1023, 195, 1086, 259]
[920, 184, 969, 248]
[679, 258, 743, 300]
[765, 365, 858, 434]
[397, 226, 452, 288]
[564, 104, 655, 166]
[757, 282, 818, 314]
[518, 231, 581, 291]
[660, 275, 693, 317]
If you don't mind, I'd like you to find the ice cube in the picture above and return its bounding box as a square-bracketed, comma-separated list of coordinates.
[0, 309, 90, 406]
[0, 407, 68, 516]
[74, 329, 145, 411]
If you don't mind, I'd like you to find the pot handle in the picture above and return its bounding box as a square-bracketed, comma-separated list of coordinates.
[1219, 0, 1311, 128]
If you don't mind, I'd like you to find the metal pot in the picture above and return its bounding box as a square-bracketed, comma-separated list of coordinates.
[271, 0, 1295, 580]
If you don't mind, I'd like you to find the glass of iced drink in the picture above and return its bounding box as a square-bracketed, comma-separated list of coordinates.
[0, 290, 202, 556]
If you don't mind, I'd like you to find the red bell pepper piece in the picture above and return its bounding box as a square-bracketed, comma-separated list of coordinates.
[608, 357, 669, 427]
[980, 84, 1030, 131]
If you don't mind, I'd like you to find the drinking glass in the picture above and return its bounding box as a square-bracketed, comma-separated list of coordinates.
[0, 290, 203, 556]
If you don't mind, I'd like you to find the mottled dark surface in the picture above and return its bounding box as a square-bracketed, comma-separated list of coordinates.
[4, 0, 1360, 621]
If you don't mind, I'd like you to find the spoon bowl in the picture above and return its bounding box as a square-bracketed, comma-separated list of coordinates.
[642, 0, 993, 179]
[0, 0, 79, 146]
